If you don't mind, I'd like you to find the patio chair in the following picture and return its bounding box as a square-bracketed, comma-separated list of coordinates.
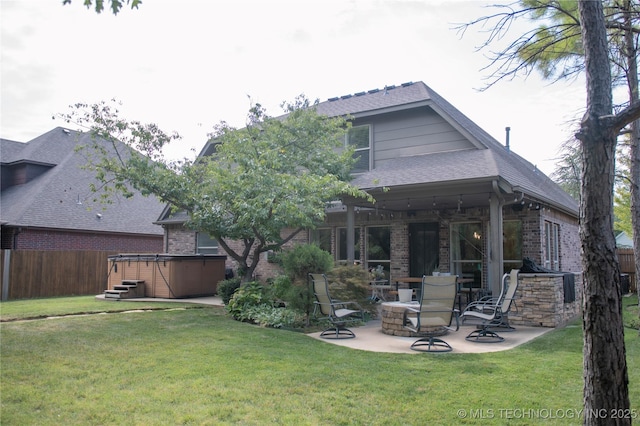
[309, 273, 364, 339]
[402, 275, 459, 352]
[460, 269, 519, 343]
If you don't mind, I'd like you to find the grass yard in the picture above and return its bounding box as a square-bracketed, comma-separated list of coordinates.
[1, 296, 638, 425]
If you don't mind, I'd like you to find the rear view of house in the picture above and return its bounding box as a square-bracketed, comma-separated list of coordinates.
[157, 81, 582, 326]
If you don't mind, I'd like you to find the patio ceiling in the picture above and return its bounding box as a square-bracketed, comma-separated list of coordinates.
[339, 179, 517, 213]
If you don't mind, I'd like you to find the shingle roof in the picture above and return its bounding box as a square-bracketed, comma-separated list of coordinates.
[1, 127, 165, 235]
[315, 81, 578, 214]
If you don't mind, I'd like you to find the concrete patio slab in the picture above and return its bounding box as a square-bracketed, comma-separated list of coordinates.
[307, 320, 553, 354]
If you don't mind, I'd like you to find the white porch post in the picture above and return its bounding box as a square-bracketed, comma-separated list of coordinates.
[346, 204, 355, 263]
[488, 193, 504, 296]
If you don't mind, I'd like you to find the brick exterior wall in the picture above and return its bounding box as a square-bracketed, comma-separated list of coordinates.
[542, 208, 582, 273]
[165, 205, 580, 282]
[164, 224, 307, 280]
[4, 227, 162, 252]
[165, 224, 197, 254]
[164, 204, 582, 319]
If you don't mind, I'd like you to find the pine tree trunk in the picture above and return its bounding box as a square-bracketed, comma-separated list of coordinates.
[577, 2, 630, 424]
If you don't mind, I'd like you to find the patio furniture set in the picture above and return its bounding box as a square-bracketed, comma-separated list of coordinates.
[309, 270, 520, 352]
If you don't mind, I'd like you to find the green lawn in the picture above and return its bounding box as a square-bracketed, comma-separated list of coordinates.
[1, 296, 638, 425]
[0, 295, 199, 321]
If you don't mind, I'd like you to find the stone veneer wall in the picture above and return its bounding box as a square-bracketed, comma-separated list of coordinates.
[509, 273, 583, 328]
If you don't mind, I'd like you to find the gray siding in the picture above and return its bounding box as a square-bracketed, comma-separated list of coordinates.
[365, 108, 475, 167]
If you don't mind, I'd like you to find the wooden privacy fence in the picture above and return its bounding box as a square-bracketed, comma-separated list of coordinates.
[1, 250, 117, 300]
[618, 248, 636, 293]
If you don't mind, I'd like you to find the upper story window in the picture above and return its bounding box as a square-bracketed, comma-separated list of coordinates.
[347, 125, 371, 173]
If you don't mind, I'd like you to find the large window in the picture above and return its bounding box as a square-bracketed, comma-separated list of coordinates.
[544, 221, 560, 271]
[338, 227, 360, 262]
[310, 228, 332, 253]
[347, 125, 370, 173]
[366, 226, 391, 279]
[196, 233, 218, 254]
[450, 222, 483, 281]
[503, 220, 523, 273]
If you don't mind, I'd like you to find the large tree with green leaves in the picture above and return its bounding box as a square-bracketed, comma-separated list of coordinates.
[62, 97, 372, 282]
[62, 0, 140, 15]
[459, 1, 640, 423]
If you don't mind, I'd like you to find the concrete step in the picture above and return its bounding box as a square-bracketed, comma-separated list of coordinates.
[104, 290, 127, 299]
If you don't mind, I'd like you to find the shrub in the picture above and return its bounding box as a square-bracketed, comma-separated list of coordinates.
[280, 243, 333, 280]
[279, 244, 334, 323]
[242, 304, 306, 329]
[217, 278, 242, 305]
[227, 281, 305, 328]
[326, 264, 378, 318]
[227, 281, 269, 320]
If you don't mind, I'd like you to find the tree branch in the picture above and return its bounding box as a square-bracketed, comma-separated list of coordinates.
[608, 100, 640, 132]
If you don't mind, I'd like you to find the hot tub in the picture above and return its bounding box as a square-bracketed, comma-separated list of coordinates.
[107, 254, 227, 298]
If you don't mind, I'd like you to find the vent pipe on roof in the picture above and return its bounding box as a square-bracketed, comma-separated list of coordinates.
[505, 127, 511, 152]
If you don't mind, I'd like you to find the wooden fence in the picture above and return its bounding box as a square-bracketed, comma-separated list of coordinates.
[1, 250, 117, 300]
[618, 248, 637, 293]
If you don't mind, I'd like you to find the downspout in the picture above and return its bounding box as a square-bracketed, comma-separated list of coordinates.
[346, 204, 355, 264]
[12, 227, 20, 250]
[489, 180, 505, 296]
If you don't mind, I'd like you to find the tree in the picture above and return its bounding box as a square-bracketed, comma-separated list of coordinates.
[61, 97, 373, 282]
[575, 3, 640, 421]
[552, 138, 634, 235]
[458, 1, 640, 422]
[614, 140, 634, 237]
[62, 0, 140, 15]
[550, 138, 581, 201]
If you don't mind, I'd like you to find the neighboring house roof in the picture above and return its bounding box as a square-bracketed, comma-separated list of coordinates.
[616, 231, 633, 248]
[316, 81, 578, 215]
[1, 127, 165, 235]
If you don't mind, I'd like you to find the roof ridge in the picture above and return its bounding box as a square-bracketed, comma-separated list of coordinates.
[326, 81, 416, 102]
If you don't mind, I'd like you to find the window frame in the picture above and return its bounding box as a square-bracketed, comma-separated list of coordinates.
[346, 124, 371, 173]
[365, 225, 391, 280]
[337, 227, 361, 262]
[503, 220, 523, 273]
[544, 221, 560, 271]
[310, 228, 332, 254]
[196, 232, 219, 254]
[450, 221, 483, 280]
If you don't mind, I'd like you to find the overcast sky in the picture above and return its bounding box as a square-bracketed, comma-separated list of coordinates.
[1, 0, 593, 175]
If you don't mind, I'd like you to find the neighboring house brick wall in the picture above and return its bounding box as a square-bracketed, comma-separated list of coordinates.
[9, 228, 162, 252]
